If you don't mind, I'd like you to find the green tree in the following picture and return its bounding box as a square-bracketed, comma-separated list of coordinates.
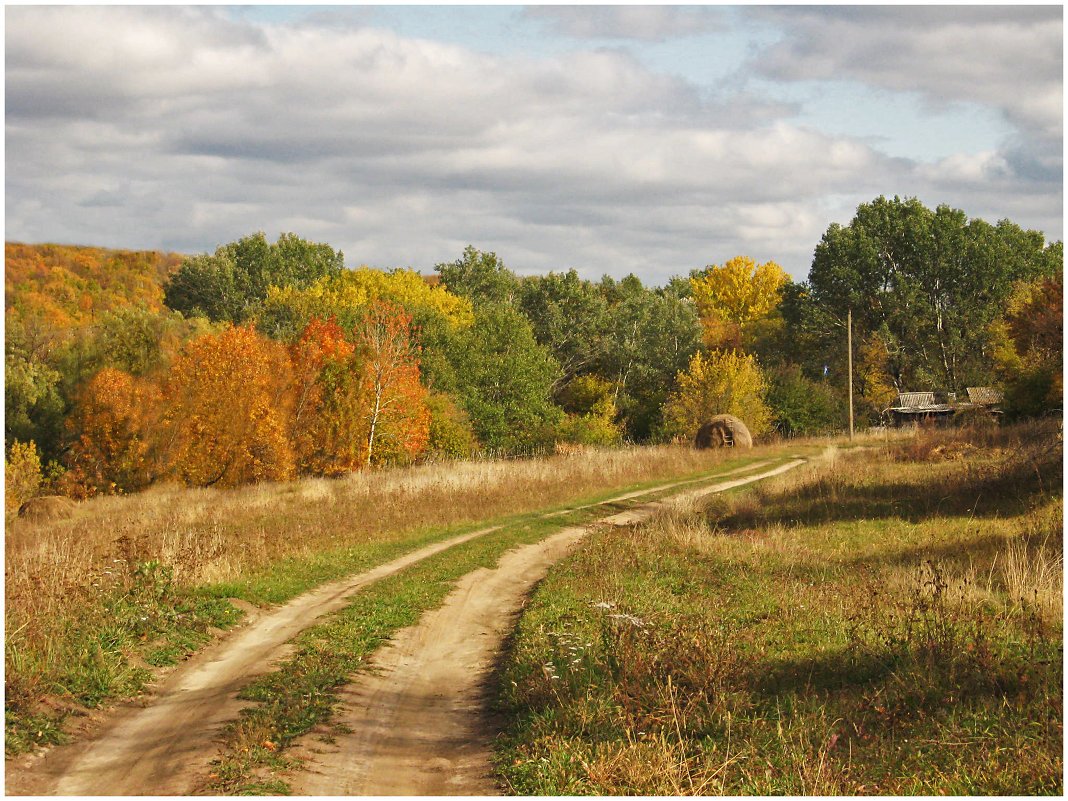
[5, 313, 66, 459]
[435, 246, 520, 308]
[596, 276, 702, 441]
[801, 196, 1060, 410]
[765, 364, 844, 437]
[164, 232, 344, 324]
[518, 269, 610, 392]
[446, 304, 561, 455]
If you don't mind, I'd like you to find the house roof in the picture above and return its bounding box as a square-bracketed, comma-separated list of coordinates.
[893, 392, 937, 409]
[966, 386, 1004, 406]
[888, 391, 954, 414]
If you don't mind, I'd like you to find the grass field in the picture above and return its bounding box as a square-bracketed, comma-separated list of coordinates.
[495, 422, 1063, 795]
[6, 442, 802, 755]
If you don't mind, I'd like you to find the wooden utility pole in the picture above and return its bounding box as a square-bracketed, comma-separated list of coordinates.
[847, 307, 854, 441]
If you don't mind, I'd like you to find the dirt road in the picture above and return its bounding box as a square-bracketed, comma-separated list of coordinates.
[5, 457, 801, 796]
[288, 459, 805, 796]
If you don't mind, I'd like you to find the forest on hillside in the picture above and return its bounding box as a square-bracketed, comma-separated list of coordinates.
[5, 195, 1062, 507]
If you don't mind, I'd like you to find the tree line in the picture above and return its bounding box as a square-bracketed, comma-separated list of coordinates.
[5, 195, 1062, 505]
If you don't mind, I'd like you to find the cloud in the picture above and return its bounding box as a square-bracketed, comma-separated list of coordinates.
[5, 6, 1062, 286]
[748, 6, 1062, 167]
[522, 6, 726, 42]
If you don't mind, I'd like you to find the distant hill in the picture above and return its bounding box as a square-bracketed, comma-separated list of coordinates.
[5, 242, 184, 328]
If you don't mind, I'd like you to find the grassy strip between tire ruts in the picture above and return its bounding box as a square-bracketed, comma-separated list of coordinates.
[198, 454, 805, 795]
[493, 423, 1063, 796]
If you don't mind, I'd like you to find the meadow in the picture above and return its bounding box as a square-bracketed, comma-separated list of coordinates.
[495, 421, 1063, 795]
[6, 442, 767, 754]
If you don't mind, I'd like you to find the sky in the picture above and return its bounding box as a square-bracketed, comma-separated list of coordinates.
[5, 4, 1063, 284]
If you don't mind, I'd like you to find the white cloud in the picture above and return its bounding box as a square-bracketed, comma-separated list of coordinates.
[750, 7, 1062, 152]
[4, 6, 1062, 285]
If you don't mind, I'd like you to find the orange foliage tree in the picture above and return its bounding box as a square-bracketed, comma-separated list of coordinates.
[289, 317, 364, 476]
[354, 301, 431, 467]
[64, 367, 160, 496]
[157, 326, 296, 487]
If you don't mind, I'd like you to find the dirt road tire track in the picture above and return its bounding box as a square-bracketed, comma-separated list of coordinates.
[288, 459, 806, 796]
[5, 457, 785, 796]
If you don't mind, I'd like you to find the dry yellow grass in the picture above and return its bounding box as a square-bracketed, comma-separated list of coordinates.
[6, 445, 741, 596]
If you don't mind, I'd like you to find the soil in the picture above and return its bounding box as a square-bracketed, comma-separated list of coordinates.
[5, 458, 804, 796]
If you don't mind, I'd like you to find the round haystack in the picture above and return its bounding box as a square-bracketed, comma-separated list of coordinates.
[18, 495, 76, 523]
[694, 414, 753, 449]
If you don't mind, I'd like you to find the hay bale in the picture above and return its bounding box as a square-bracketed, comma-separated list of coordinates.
[694, 414, 753, 449]
[17, 495, 76, 523]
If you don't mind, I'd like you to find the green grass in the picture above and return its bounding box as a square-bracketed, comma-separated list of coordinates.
[5, 560, 243, 753]
[198, 453, 808, 794]
[494, 424, 1063, 795]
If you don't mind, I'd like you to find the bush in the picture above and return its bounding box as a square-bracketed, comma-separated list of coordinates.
[766, 364, 844, 436]
[5, 440, 42, 514]
[1003, 365, 1062, 421]
[425, 392, 478, 460]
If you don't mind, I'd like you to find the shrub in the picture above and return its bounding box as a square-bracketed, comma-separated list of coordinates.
[5, 440, 42, 514]
[425, 392, 478, 460]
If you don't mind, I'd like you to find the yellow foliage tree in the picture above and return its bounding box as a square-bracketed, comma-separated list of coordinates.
[856, 334, 899, 415]
[662, 350, 772, 439]
[353, 300, 432, 467]
[5, 440, 42, 514]
[690, 256, 788, 350]
[261, 267, 474, 339]
[64, 367, 160, 496]
[557, 375, 623, 446]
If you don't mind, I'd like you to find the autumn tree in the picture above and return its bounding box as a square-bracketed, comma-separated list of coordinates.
[424, 391, 479, 460]
[288, 317, 362, 476]
[662, 350, 772, 440]
[992, 273, 1063, 419]
[352, 301, 431, 467]
[690, 256, 788, 351]
[5, 440, 42, 514]
[157, 326, 296, 487]
[556, 374, 623, 447]
[64, 367, 160, 495]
